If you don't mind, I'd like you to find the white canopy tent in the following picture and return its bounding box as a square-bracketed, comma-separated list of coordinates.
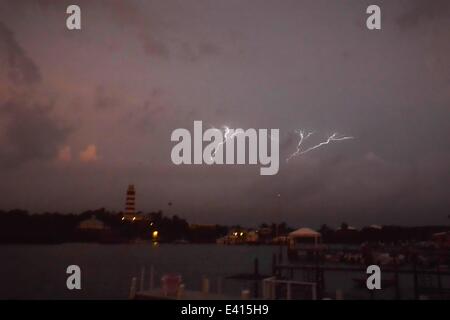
[288, 228, 321, 246]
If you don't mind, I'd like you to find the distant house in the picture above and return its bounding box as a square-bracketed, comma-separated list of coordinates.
[288, 228, 322, 247]
[287, 228, 325, 261]
[77, 215, 109, 231]
[216, 229, 246, 245]
[246, 231, 259, 244]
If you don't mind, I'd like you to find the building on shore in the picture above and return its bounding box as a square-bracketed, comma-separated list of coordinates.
[77, 215, 109, 231]
[216, 229, 263, 245]
[287, 228, 326, 261]
[216, 229, 246, 245]
[75, 215, 123, 243]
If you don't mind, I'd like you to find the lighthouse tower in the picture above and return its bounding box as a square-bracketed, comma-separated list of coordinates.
[123, 184, 141, 221]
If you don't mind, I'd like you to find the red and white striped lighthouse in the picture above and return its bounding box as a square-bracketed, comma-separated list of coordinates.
[125, 185, 135, 216]
[123, 184, 141, 221]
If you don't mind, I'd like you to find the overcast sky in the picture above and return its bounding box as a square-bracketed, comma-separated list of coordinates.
[0, 0, 449, 227]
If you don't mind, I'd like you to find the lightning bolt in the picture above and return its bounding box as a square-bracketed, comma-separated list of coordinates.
[286, 130, 313, 162]
[211, 126, 242, 160]
[287, 130, 354, 162]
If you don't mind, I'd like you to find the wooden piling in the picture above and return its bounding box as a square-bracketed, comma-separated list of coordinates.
[253, 258, 259, 298]
[139, 266, 145, 291]
[149, 265, 154, 290]
[272, 253, 277, 276]
[129, 277, 137, 299]
[202, 276, 210, 294]
[437, 264, 443, 297]
[393, 256, 400, 300]
[413, 255, 419, 300]
[241, 289, 250, 300]
[217, 277, 223, 294]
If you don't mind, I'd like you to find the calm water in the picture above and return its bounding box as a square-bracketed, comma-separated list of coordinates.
[0, 244, 278, 299]
[0, 244, 447, 300]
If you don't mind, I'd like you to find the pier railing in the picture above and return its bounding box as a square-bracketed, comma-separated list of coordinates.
[262, 276, 317, 300]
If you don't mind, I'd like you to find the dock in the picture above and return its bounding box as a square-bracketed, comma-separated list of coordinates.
[128, 266, 248, 300]
[134, 289, 237, 300]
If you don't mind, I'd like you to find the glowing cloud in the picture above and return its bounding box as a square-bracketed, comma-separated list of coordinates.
[79, 144, 98, 163]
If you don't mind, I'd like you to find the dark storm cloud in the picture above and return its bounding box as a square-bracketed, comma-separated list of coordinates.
[397, 0, 450, 28]
[177, 41, 222, 62]
[108, 1, 223, 61]
[138, 28, 222, 61]
[0, 21, 41, 85]
[94, 86, 118, 110]
[0, 21, 69, 168]
[0, 0, 61, 11]
[1, 0, 222, 61]
[0, 101, 70, 167]
[0, 1, 449, 226]
[140, 35, 170, 59]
